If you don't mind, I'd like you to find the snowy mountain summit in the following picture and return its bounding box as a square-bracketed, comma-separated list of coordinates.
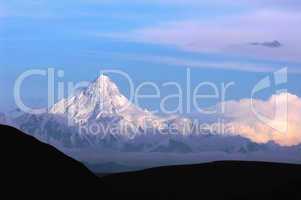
[50, 75, 139, 119]
[49, 75, 174, 137]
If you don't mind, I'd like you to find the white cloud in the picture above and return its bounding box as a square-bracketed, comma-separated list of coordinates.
[220, 93, 301, 146]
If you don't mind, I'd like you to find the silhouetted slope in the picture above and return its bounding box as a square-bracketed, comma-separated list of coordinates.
[0, 125, 108, 197]
[3, 124, 301, 199]
[102, 161, 301, 199]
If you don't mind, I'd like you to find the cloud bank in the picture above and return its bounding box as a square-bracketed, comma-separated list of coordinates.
[219, 93, 301, 146]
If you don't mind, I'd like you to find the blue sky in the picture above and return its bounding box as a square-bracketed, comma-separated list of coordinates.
[0, 0, 301, 112]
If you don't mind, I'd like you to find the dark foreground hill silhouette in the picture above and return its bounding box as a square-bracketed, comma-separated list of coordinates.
[2, 124, 301, 199]
[103, 161, 301, 199]
[0, 125, 110, 198]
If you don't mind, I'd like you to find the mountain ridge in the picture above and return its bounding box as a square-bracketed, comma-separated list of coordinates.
[0, 124, 111, 198]
[102, 160, 301, 199]
[2, 124, 301, 199]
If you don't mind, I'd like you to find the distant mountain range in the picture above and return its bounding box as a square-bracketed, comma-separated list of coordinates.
[2, 75, 301, 171]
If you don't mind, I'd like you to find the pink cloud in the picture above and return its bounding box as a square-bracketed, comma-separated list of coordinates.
[220, 93, 301, 146]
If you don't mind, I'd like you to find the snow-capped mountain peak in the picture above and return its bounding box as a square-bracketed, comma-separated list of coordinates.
[49, 75, 164, 135]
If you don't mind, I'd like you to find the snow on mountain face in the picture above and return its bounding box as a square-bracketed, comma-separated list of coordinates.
[49, 75, 166, 138]
[50, 75, 135, 119]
